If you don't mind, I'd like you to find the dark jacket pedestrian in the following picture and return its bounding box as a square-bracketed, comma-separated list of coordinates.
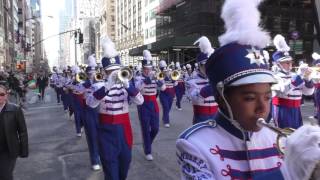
[0, 84, 28, 180]
[36, 75, 48, 100]
[36, 75, 48, 88]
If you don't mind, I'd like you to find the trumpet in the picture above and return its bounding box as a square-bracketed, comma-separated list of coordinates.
[117, 67, 133, 82]
[293, 66, 320, 72]
[257, 118, 320, 179]
[75, 72, 87, 82]
[256, 118, 294, 155]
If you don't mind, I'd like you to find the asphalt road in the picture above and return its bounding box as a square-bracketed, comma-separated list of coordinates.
[13, 88, 317, 180]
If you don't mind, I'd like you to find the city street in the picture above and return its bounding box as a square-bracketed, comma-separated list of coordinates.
[14, 88, 317, 180]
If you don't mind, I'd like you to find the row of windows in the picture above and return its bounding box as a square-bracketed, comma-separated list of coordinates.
[145, 8, 157, 22]
[145, 26, 155, 38]
[145, 0, 156, 6]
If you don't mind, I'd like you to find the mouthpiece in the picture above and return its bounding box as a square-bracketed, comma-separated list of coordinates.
[256, 118, 266, 128]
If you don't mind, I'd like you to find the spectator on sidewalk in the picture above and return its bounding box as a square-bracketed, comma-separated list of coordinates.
[0, 83, 29, 180]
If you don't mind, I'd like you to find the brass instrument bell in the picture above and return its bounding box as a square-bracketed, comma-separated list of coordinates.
[156, 70, 165, 81]
[75, 72, 87, 82]
[94, 72, 104, 81]
[171, 70, 181, 81]
[117, 67, 133, 82]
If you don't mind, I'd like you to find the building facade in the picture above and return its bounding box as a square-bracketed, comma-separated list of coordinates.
[0, 0, 5, 68]
[97, 0, 116, 61]
[130, 0, 318, 66]
[116, 0, 144, 66]
[58, 0, 74, 67]
[3, 0, 15, 71]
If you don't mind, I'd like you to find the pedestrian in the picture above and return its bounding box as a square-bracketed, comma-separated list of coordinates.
[0, 83, 29, 180]
[176, 0, 320, 179]
[36, 71, 48, 101]
[87, 37, 144, 180]
[135, 50, 165, 161]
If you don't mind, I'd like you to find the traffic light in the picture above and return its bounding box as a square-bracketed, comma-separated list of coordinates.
[78, 32, 83, 44]
[16, 64, 22, 70]
[16, 62, 25, 70]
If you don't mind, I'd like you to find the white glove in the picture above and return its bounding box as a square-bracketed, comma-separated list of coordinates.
[285, 125, 320, 180]
[296, 63, 308, 76]
[122, 79, 130, 89]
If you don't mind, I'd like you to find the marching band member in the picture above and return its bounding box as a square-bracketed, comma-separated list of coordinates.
[49, 66, 57, 88]
[186, 36, 218, 124]
[61, 68, 70, 112]
[134, 50, 165, 161]
[176, 1, 320, 179]
[159, 60, 177, 128]
[86, 38, 143, 180]
[184, 64, 193, 81]
[50, 67, 63, 104]
[81, 54, 101, 171]
[70, 66, 85, 137]
[62, 67, 74, 120]
[271, 34, 314, 129]
[192, 63, 198, 78]
[312, 52, 320, 124]
[175, 62, 185, 110]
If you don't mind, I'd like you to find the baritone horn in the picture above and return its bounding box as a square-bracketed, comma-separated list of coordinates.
[171, 70, 181, 81]
[117, 67, 133, 82]
[156, 70, 165, 81]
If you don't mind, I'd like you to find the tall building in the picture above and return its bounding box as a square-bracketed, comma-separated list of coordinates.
[313, 0, 320, 52]
[98, 0, 116, 61]
[143, 0, 159, 45]
[17, 0, 34, 73]
[3, 0, 16, 71]
[30, 0, 43, 71]
[67, 0, 100, 65]
[0, 0, 5, 68]
[58, 0, 74, 67]
[130, 0, 221, 65]
[130, 0, 318, 65]
[116, 0, 144, 66]
[261, 0, 315, 64]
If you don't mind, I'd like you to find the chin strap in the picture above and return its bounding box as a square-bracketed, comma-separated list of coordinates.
[216, 82, 248, 141]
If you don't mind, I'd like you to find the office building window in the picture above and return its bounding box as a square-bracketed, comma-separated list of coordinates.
[149, 8, 156, 20]
[145, 12, 148, 22]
